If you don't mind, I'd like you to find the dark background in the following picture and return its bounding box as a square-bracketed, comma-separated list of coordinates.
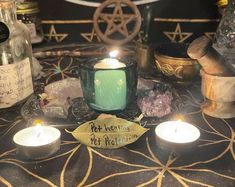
[37, 0, 220, 44]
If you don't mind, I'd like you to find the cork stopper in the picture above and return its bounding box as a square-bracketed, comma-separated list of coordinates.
[187, 36, 212, 59]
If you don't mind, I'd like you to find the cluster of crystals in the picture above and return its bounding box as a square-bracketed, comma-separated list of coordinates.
[37, 78, 83, 119]
[216, 0, 235, 48]
[137, 90, 173, 118]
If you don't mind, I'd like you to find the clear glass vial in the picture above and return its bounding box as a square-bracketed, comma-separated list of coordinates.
[0, 0, 34, 109]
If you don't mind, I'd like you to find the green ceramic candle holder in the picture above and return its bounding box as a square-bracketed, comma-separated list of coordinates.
[79, 56, 137, 112]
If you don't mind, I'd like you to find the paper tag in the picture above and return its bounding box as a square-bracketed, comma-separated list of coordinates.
[0, 58, 33, 108]
[26, 23, 37, 38]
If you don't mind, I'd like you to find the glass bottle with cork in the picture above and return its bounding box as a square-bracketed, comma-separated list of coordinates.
[16, 0, 44, 44]
[0, 0, 34, 110]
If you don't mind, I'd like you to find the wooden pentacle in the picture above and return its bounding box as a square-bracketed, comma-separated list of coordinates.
[93, 0, 142, 45]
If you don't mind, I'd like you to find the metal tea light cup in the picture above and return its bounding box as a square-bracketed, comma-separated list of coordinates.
[13, 126, 61, 160]
[155, 121, 200, 154]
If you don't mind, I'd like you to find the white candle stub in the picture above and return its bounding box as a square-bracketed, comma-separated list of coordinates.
[94, 58, 126, 69]
[155, 121, 200, 143]
[13, 126, 61, 147]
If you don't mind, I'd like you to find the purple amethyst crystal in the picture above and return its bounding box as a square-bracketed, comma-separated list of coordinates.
[138, 90, 173, 118]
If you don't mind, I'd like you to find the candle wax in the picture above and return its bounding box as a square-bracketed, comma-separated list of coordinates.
[13, 126, 60, 147]
[94, 58, 126, 69]
[93, 58, 127, 111]
[155, 121, 200, 143]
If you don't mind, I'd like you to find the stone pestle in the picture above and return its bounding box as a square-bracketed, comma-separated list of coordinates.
[187, 35, 235, 76]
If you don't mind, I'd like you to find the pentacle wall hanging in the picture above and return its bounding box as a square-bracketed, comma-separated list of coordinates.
[93, 0, 142, 45]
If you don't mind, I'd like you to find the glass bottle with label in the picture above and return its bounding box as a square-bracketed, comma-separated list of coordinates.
[0, 0, 34, 109]
[16, 0, 44, 44]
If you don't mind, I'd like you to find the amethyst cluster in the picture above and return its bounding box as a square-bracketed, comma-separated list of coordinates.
[138, 90, 173, 118]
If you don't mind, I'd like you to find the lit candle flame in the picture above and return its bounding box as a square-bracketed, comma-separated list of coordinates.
[94, 49, 125, 69]
[33, 119, 43, 139]
[174, 114, 185, 122]
[33, 119, 43, 126]
[109, 50, 119, 58]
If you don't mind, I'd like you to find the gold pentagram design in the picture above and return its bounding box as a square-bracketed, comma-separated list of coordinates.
[163, 23, 192, 43]
[81, 28, 101, 42]
[44, 24, 68, 42]
[93, 0, 141, 45]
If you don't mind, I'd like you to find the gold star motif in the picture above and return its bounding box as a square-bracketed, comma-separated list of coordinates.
[81, 28, 101, 42]
[100, 1, 137, 37]
[164, 23, 193, 43]
[204, 32, 216, 40]
[44, 24, 68, 42]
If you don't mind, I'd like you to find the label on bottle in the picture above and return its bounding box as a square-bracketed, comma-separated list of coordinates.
[0, 58, 33, 109]
[26, 23, 37, 38]
[0, 22, 10, 43]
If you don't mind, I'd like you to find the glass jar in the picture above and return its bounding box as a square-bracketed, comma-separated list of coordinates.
[0, 0, 34, 109]
[16, 0, 43, 44]
[79, 56, 137, 112]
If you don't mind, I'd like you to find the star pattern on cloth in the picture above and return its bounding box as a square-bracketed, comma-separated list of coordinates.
[44, 24, 68, 42]
[99, 1, 137, 37]
[163, 23, 193, 43]
[204, 32, 216, 40]
[0, 83, 235, 187]
[81, 28, 101, 42]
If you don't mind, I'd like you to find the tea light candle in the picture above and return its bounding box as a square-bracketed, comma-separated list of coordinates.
[13, 124, 61, 160]
[93, 50, 127, 111]
[155, 121, 200, 153]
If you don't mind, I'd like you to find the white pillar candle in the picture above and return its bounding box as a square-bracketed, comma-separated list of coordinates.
[155, 121, 200, 143]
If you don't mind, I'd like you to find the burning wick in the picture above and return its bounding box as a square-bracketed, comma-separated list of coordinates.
[34, 120, 43, 139]
[35, 124, 42, 138]
[174, 119, 182, 134]
[174, 128, 178, 134]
